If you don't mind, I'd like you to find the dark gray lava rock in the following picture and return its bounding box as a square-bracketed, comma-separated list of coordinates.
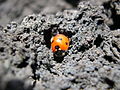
[0, 1, 120, 90]
[0, 0, 72, 26]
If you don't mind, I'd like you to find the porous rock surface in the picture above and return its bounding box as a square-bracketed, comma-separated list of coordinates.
[0, 0, 120, 90]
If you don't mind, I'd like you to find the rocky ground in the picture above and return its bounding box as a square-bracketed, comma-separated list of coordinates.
[0, 0, 120, 90]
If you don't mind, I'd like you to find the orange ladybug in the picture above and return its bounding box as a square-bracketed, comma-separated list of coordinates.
[51, 34, 69, 57]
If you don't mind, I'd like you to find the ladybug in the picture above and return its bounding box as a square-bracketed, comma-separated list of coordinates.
[51, 34, 69, 57]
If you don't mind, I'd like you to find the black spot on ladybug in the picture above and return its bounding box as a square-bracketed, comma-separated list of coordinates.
[58, 38, 62, 40]
[55, 45, 60, 50]
[65, 42, 68, 45]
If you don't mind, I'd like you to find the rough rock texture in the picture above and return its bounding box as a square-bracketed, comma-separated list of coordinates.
[0, 0, 120, 90]
[0, 0, 71, 26]
[103, 0, 120, 30]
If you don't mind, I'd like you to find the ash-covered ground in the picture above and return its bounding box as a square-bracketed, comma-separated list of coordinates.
[0, 0, 120, 90]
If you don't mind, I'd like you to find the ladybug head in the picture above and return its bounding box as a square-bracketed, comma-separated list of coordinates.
[54, 50, 66, 57]
[53, 45, 66, 57]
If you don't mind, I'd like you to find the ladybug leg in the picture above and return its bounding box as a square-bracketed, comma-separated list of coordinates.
[68, 38, 71, 42]
[68, 38, 71, 48]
